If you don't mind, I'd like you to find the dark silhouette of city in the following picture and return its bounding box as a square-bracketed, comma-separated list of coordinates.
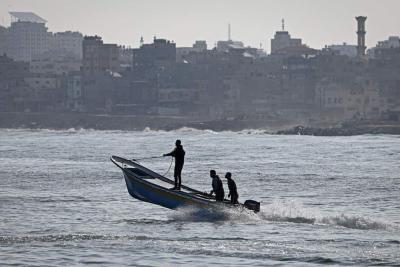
[1, 12, 399, 134]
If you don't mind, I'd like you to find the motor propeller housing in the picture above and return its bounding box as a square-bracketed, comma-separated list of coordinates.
[244, 200, 260, 213]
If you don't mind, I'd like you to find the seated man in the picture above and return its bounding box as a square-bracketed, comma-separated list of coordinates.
[225, 172, 239, 204]
[209, 170, 224, 202]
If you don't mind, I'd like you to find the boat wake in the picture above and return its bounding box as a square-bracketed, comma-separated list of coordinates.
[259, 200, 392, 230]
[317, 214, 390, 230]
[170, 206, 256, 222]
[170, 200, 394, 231]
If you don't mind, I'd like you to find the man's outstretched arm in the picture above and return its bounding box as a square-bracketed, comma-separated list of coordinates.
[163, 148, 176, 157]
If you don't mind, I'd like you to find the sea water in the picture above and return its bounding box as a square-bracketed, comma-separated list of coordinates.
[0, 128, 399, 266]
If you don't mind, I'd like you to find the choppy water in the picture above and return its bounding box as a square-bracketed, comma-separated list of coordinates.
[1, 128, 399, 266]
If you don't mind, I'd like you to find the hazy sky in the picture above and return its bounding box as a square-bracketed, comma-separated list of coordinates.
[1, 0, 399, 52]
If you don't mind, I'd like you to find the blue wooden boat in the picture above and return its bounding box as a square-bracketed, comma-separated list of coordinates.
[110, 155, 260, 213]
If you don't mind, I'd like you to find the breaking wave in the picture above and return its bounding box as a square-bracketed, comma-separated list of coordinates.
[1, 127, 276, 135]
[174, 127, 218, 134]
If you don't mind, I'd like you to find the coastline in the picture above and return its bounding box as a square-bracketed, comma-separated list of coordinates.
[0, 112, 399, 135]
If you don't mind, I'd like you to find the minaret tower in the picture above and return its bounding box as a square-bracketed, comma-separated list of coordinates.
[356, 16, 367, 57]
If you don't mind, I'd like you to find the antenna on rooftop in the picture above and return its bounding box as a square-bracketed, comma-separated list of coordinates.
[282, 18, 285, 31]
[140, 36, 144, 47]
[228, 23, 231, 41]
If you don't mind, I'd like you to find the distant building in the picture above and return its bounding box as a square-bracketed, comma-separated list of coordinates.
[176, 40, 208, 62]
[0, 54, 30, 111]
[316, 79, 383, 121]
[368, 36, 400, 59]
[216, 40, 244, 53]
[66, 72, 83, 111]
[7, 12, 52, 62]
[81, 72, 119, 113]
[270, 30, 302, 54]
[193, 40, 207, 51]
[157, 87, 199, 116]
[0, 26, 7, 55]
[327, 43, 358, 58]
[377, 36, 400, 49]
[111, 78, 156, 115]
[24, 73, 64, 111]
[24, 73, 60, 90]
[82, 35, 119, 77]
[132, 38, 176, 68]
[30, 57, 81, 75]
[2, 12, 83, 62]
[118, 45, 133, 70]
[52, 31, 83, 59]
[0, 54, 29, 78]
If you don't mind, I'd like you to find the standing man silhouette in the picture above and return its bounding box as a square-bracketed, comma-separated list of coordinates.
[163, 140, 185, 190]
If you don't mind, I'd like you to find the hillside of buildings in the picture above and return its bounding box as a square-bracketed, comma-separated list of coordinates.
[1, 12, 400, 134]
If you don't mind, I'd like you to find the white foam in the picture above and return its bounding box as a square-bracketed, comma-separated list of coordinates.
[318, 213, 390, 230]
[174, 127, 218, 134]
[170, 205, 256, 222]
[258, 199, 391, 230]
[170, 200, 394, 231]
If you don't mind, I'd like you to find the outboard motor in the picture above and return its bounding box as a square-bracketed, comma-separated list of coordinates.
[244, 200, 260, 213]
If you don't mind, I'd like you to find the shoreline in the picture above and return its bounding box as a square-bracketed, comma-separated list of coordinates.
[0, 112, 399, 135]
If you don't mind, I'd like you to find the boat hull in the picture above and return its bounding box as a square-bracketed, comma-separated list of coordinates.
[123, 171, 211, 210]
[111, 155, 259, 213]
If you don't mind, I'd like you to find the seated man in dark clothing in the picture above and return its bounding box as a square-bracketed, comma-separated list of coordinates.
[163, 139, 185, 190]
[209, 170, 224, 202]
[225, 172, 239, 204]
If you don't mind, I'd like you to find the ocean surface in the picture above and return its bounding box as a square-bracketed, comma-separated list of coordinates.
[0, 128, 399, 266]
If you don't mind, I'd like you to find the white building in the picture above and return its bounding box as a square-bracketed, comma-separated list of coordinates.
[377, 36, 400, 49]
[368, 36, 400, 58]
[5, 12, 83, 62]
[7, 12, 52, 62]
[367, 36, 400, 58]
[52, 31, 83, 59]
[327, 43, 358, 58]
[316, 79, 385, 121]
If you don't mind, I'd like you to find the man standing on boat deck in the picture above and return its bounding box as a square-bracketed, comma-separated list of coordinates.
[225, 172, 239, 204]
[163, 140, 185, 190]
[209, 170, 225, 202]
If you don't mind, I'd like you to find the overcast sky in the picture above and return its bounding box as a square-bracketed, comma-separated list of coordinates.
[1, 0, 399, 52]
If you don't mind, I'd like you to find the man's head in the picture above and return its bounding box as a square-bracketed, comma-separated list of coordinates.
[175, 139, 181, 146]
[210, 170, 216, 178]
[225, 172, 232, 179]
